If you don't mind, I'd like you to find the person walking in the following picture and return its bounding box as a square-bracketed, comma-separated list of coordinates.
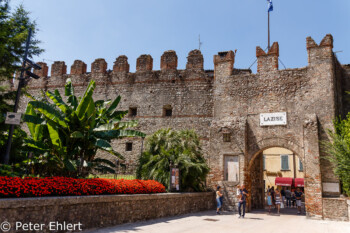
[216, 186, 223, 214]
[295, 188, 303, 214]
[267, 191, 273, 214]
[275, 189, 282, 214]
[237, 184, 248, 218]
[285, 188, 291, 208]
[281, 187, 286, 205]
[270, 186, 275, 208]
[291, 189, 296, 208]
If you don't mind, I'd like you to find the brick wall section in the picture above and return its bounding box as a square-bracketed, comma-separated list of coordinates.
[323, 198, 349, 221]
[136, 55, 153, 72]
[70, 60, 87, 75]
[113, 56, 129, 73]
[0, 192, 215, 233]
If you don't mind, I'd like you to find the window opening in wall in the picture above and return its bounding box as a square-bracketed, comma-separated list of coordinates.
[299, 159, 303, 171]
[263, 155, 266, 170]
[129, 107, 137, 117]
[223, 133, 231, 142]
[280, 154, 289, 170]
[126, 142, 133, 151]
[163, 105, 172, 117]
[224, 155, 239, 182]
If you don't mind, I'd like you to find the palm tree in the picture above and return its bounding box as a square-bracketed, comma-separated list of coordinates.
[137, 128, 209, 191]
[22, 78, 145, 177]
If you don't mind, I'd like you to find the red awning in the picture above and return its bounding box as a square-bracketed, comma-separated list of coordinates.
[275, 177, 293, 186]
[294, 178, 304, 187]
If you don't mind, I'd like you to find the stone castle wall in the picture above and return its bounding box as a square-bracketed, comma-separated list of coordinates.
[13, 34, 350, 219]
[19, 50, 214, 173]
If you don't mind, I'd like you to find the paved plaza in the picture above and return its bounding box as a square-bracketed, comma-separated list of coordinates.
[84, 210, 350, 233]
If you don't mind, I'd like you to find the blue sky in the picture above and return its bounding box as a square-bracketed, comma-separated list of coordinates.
[10, 0, 350, 73]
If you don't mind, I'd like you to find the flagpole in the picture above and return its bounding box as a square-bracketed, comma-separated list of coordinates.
[268, 10, 270, 50]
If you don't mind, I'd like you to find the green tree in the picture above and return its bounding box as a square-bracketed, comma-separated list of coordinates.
[323, 115, 350, 196]
[0, 0, 43, 167]
[0, 0, 43, 80]
[137, 128, 209, 191]
[22, 79, 146, 177]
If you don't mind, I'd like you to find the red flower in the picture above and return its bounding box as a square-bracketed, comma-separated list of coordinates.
[0, 177, 165, 198]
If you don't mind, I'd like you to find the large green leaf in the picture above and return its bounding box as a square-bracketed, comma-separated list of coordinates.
[46, 90, 70, 114]
[23, 138, 49, 151]
[63, 159, 78, 171]
[94, 139, 125, 159]
[29, 101, 68, 128]
[94, 129, 146, 140]
[76, 80, 96, 119]
[65, 79, 78, 109]
[110, 110, 128, 121]
[24, 104, 40, 137]
[116, 120, 139, 129]
[47, 121, 61, 147]
[71, 131, 84, 138]
[105, 96, 121, 116]
[65, 78, 74, 97]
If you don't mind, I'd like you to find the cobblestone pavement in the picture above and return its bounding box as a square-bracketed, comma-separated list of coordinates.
[84, 210, 350, 233]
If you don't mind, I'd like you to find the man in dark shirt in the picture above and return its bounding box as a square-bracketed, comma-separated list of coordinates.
[295, 188, 303, 214]
[237, 184, 248, 218]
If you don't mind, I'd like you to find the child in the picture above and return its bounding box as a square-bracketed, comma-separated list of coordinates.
[267, 191, 272, 213]
[216, 186, 223, 214]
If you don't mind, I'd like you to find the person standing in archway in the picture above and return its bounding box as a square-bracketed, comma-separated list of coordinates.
[275, 189, 282, 214]
[237, 185, 248, 218]
[295, 188, 303, 214]
[285, 188, 291, 208]
[270, 186, 275, 208]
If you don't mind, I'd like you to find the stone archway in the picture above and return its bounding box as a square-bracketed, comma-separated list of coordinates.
[245, 139, 304, 211]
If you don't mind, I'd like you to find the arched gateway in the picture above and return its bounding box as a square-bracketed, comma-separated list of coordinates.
[19, 34, 349, 220]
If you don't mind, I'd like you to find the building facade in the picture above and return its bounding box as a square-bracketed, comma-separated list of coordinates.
[263, 147, 305, 190]
[13, 34, 350, 220]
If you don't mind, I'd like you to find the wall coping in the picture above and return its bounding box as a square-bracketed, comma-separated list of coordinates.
[0, 192, 215, 209]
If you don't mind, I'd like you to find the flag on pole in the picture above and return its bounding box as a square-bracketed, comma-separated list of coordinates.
[267, 0, 273, 12]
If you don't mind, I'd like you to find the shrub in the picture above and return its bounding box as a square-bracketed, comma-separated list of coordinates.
[323, 115, 350, 196]
[0, 176, 165, 198]
[137, 129, 209, 191]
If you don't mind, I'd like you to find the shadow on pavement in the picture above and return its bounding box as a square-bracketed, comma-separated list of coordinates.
[83, 211, 235, 233]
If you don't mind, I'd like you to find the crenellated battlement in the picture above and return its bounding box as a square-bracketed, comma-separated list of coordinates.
[306, 34, 334, 66]
[256, 42, 279, 73]
[21, 34, 345, 91]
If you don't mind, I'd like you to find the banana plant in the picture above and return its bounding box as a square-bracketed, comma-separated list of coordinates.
[22, 78, 146, 177]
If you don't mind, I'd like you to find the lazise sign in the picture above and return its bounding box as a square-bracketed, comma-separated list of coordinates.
[260, 112, 287, 126]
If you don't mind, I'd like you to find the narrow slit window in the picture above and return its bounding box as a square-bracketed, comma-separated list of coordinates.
[129, 107, 137, 117]
[126, 142, 133, 151]
[163, 105, 172, 117]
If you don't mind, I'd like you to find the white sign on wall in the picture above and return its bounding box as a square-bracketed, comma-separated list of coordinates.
[322, 182, 340, 193]
[260, 112, 287, 126]
[5, 112, 22, 125]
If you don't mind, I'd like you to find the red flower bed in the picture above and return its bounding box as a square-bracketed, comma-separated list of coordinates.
[0, 177, 166, 198]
